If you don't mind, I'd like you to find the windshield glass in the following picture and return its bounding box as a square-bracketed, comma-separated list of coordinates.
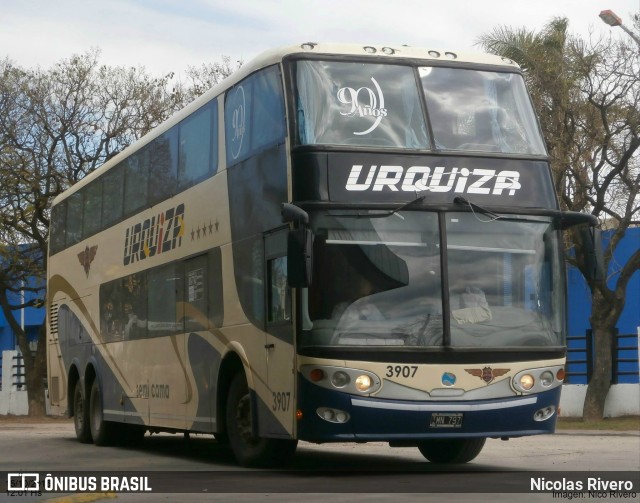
[420, 67, 546, 155]
[303, 211, 442, 346]
[295, 60, 430, 148]
[300, 211, 564, 349]
[294, 60, 546, 155]
[446, 213, 564, 347]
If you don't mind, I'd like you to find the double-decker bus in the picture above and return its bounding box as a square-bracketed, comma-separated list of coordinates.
[47, 43, 599, 467]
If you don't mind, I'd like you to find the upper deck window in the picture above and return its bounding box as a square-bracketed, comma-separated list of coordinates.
[295, 61, 429, 149]
[420, 67, 546, 155]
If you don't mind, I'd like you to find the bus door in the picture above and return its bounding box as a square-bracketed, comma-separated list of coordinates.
[146, 263, 188, 430]
[182, 254, 216, 432]
[263, 227, 296, 437]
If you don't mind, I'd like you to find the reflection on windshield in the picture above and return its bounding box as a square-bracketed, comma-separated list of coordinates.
[420, 67, 546, 155]
[304, 211, 443, 347]
[446, 213, 563, 348]
[296, 61, 429, 148]
[301, 211, 564, 349]
[294, 60, 546, 155]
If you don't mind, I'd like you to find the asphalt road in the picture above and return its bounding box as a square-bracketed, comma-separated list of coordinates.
[0, 420, 638, 502]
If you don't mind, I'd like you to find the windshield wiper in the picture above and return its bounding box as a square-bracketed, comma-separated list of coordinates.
[331, 194, 426, 219]
[454, 196, 501, 222]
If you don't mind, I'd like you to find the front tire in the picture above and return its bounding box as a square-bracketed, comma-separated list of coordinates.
[417, 438, 486, 464]
[225, 372, 297, 467]
[89, 380, 114, 446]
[73, 380, 92, 443]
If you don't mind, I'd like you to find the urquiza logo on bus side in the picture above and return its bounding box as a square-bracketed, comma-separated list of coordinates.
[123, 203, 185, 266]
[345, 165, 522, 196]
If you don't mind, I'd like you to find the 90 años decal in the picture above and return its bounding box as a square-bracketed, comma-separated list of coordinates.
[123, 203, 185, 266]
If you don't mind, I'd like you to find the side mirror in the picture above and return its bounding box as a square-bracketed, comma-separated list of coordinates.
[287, 228, 313, 288]
[580, 227, 605, 283]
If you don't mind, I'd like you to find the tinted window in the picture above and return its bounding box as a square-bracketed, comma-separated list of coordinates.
[148, 264, 182, 337]
[124, 149, 149, 215]
[225, 65, 285, 166]
[225, 80, 252, 163]
[251, 67, 285, 150]
[50, 202, 67, 254]
[66, 192, 83, 247]
[83, 181, 103, 238]
[100, 272, 147, 341]
[148, 131, 178, 204]
[179, 104, 213, 187]
[102, 166, 124, 227]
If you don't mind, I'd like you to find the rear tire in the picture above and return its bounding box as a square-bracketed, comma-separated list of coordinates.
[225, 372, 297, 467]
[417, 438, 486, 464]
[73, 380, 92, 443]
[89, 380, 114, 446]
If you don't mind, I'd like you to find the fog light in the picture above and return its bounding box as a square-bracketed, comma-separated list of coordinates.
[540, 371, 554, 387]
[331, 371, 350, 388]
[355, 374, 372, 392]
[520, 374, 535, 390]
[533, 405, 556, 421]
[317, 407, 350, 424]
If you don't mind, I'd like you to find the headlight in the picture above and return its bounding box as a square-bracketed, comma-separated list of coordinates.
[331, 371, 350, 388]
[540, 371, 554, 387]
[519, 374, 535, 390]
[355, 375, 372, 392]
[301, 365, 382, 395]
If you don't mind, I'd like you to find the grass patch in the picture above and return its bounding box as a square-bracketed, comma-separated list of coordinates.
[557, 415, 640, 431]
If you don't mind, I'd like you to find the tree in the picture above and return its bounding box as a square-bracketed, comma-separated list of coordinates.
[0, 50, 238, 415]
[478, 18, 640, 420]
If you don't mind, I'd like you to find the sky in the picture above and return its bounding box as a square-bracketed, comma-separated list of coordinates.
[2, 0, 639, 76]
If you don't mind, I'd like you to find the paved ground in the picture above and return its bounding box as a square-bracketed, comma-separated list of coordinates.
[0, 419, 638, 503]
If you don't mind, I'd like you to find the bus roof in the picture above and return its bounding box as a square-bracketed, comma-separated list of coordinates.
[51, 43, 519, 206]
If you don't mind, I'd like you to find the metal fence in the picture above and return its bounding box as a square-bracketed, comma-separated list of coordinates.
[566, 328, 640, 384]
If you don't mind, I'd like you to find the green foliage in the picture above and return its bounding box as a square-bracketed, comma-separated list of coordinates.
[478, 17, 640, 420]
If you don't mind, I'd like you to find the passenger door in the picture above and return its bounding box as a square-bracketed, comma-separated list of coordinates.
[263, 227, 296, 437]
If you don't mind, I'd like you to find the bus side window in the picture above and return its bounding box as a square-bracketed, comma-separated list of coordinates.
[66, 191, 83, 247]
[251, 67, 285, 151]
[50, 202, 67, 254]
[149, 130, 178, 204]
[82, 179, 103, 239]
[124, 148, 149, 216]
[102, 165, 124, 228]
[179, 105, 213, 188]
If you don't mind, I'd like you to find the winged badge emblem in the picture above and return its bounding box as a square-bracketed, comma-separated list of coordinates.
[465, 367, 510, 384]
[78, 245, 98, 277]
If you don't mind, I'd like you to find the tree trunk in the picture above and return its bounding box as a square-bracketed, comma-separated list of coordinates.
[582, 287, 620, 422]
[582, 324, 613, 421]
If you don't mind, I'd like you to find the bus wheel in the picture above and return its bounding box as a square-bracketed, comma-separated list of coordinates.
[417, 438, 486, 464]
[225, 372, 297, 467]
[73, 380, 92, 443]
[89, 380, 114, 446]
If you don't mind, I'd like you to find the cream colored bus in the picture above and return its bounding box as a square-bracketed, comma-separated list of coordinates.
[47, 43, 599, 467]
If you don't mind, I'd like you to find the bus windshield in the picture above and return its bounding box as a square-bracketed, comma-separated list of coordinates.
[294, 60, 546, 155]
[301, 211, 564, 349]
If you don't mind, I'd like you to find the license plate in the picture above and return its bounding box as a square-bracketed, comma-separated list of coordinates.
[429, 412, 463, 428]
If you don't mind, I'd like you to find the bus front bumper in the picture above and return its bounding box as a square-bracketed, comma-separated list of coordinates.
[296, 376, 561, 442]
